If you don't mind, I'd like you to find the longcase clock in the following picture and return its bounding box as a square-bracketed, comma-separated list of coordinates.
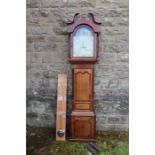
[67, 13, 101, 141]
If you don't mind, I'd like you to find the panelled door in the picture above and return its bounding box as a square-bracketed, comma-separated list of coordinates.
[73, 69, 93, 111]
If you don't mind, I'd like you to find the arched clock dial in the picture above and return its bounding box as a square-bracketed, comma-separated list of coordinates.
[73, 26, 94, 57]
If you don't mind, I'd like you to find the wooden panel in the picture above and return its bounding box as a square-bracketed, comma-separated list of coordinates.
[71, 115, 95, 139]
[74, 69, 92, 102]
[74, 118, 92, 137]
[56, 74, 67, 141]
[71, 111, 95, 116]
[75, 103, 90, 110]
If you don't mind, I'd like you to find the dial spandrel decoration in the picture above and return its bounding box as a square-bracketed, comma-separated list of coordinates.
[73, 26, 94, 57]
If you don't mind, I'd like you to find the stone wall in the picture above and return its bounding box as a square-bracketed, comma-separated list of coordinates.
[26, 0, 129, 131]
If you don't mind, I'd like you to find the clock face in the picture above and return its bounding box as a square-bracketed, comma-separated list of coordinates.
[73, 26, 94, 57]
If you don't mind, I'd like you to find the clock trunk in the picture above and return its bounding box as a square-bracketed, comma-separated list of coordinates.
[70, 65, 96, 141]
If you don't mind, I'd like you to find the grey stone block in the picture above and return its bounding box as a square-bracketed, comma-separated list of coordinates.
[97, 124, 129, 131]
[39, 9, 50, 17]
[29, 52, 42, 63]
[108, 116, 120, 124]
[27, 0, 40, 8]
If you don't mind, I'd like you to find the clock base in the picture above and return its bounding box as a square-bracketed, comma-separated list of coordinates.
[69, 138, 96, 142]
[71, 111, 96, 141]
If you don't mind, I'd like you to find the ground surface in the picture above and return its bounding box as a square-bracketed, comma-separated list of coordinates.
[26, 126, 128, 155]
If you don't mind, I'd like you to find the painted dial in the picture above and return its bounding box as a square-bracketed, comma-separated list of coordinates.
[73, 26, 94, 57]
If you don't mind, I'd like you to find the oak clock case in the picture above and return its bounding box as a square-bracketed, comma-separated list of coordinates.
[67, 14, 100, 141]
